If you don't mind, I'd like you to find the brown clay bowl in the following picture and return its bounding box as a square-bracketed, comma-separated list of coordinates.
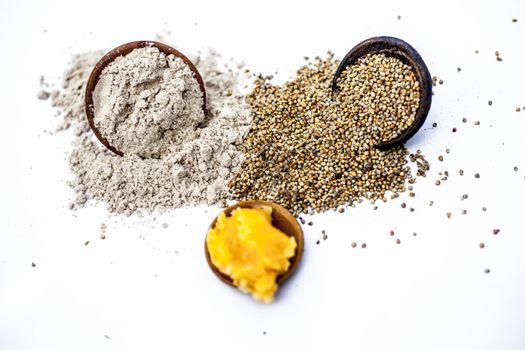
[332, 36, 432, 150]
[84, 41, 206, 156]
[205, 200, 304, 289]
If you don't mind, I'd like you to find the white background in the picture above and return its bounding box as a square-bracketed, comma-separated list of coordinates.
[1, 0, 524, 349]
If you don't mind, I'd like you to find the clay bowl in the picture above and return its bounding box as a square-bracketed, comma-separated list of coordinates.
[331, 36, 432, 150]
[205, 200, 304, 289]
[84, 41, 206, 156]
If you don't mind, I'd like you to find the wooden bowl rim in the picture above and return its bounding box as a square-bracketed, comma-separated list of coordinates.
[331, 36, 432, 150]
[84, 40, 207, 156]
[204, 200, 304, 289]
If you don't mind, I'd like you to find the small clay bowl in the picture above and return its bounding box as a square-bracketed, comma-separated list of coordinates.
[331, 36, 432, 150]
[204, 200, 304, 289]
[84, 41, 207, 156]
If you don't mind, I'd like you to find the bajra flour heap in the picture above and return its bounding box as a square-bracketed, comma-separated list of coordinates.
[92, 47, 206, 159]
[51, 47, 252, 215]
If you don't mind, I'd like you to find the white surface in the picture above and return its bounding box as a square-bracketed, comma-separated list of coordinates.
[1, 0, 525, 349]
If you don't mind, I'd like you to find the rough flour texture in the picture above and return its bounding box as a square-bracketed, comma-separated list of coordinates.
[93, 47, 205, 158]
[52, 50, 252, 215]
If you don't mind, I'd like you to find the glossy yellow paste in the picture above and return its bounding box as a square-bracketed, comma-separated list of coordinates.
[206, 206, 297, 303]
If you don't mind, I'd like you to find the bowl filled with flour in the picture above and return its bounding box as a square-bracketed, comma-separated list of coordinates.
[85, 41, 207, 158]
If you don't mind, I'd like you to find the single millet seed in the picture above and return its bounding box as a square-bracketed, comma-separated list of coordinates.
[493, 228, 500, 235]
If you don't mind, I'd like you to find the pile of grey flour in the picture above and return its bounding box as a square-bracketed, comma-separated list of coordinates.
[92, 47, 205, 158]
[49, 47, 252, 215]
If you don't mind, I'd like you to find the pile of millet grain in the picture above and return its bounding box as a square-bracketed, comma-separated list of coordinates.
[230, 53, 423, 214]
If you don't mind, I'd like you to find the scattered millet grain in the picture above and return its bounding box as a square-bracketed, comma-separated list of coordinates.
[429, 201, 434, 206]
[484, 268, 490, 274]
[461, 194, 469, 200]
[401, 203, 407, 208]
[512, 18, 518, 22]
[446, 212, 452, 218]
[413, 232, 417, 236]
[409, 207, 415, 212]
[229, 53, 421, 214]
[482, 207, 487, 211]
[457, 67, 461, 72]
[31, 262, 36, 267]
[338, 207, 345, 213]
[474, 121, 480, 125]
[351, 242, 357, 248]
[432, 122, 437, 127]
[435, 180, 441, 186]
[395, 238, 401, 244]
[84, 241, 90, 246]
[493, 228, 500, 235]
[479, 242, 485, 249]
[307, 221, 313, 226]
[461, 209, 467, 215]
[438, 155, 444, 161]
[516, 107, 521, 112]
[514, 166, 519, 172]
[474, 173, 480, 178]
[488, 100, 493, 106]
[389, 230, 395, 236]
[452, 128, 457, 132]
[361, 243, 367, 249]
[100, 234, 106, 240]
[459, 169, 464, 176]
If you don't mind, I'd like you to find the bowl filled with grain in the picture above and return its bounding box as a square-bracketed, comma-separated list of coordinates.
[331, 36, 432, 150]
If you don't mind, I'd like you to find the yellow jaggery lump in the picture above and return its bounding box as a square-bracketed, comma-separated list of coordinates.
[206, 206, 297, 303]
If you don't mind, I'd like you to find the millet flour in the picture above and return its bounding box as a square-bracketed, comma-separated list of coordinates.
[92, 47, 205, 158]
[51, 48, 252, 215]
